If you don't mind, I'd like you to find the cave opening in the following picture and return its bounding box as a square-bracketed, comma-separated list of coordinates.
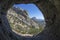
[7, 3, 46, 37]
[0, 0, 60, 40]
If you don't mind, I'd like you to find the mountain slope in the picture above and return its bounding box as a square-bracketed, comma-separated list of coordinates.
[31, 17, 45, 27]
[7, 7, 44, 35]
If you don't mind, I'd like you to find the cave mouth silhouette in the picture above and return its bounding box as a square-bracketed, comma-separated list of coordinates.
[7, 3, 46, 37]
[0, 0, 59, 40]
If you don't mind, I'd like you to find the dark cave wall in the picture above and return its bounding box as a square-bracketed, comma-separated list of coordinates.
[33, 0, 60, 40]
[0, 0, 60, 40]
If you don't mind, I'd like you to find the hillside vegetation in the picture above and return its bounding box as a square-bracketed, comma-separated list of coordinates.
[7, 7, 45, 36]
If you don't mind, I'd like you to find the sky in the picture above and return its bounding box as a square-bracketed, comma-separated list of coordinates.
[13, 4, 44, 20]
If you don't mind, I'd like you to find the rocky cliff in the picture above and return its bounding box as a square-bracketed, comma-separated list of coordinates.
[7, 7, 44, 36]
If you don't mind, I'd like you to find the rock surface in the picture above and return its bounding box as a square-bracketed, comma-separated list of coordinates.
[7, 7, 44, 35]
[0, 0, 60, 40]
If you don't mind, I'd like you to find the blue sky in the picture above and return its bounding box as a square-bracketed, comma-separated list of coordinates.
[13, 4, 44, 20]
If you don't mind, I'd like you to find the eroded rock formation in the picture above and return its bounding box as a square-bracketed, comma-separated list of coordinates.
[0, 0, 60, 40]
[7, 7, 44, 35]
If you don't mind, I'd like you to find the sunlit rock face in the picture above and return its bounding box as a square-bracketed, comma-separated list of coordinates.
[7, 7, 44, 36]
[0, 0, 60, 40]
[7, 7, 40, 28]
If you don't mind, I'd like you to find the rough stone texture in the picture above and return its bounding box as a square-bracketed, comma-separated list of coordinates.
[0, 0, 60, 40]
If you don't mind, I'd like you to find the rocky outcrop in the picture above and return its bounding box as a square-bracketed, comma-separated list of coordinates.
[0, 0, 60, 40]
[7, 7, 44, 35]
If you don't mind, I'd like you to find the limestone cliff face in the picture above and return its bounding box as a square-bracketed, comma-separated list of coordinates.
[7, 7, 44, 35]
